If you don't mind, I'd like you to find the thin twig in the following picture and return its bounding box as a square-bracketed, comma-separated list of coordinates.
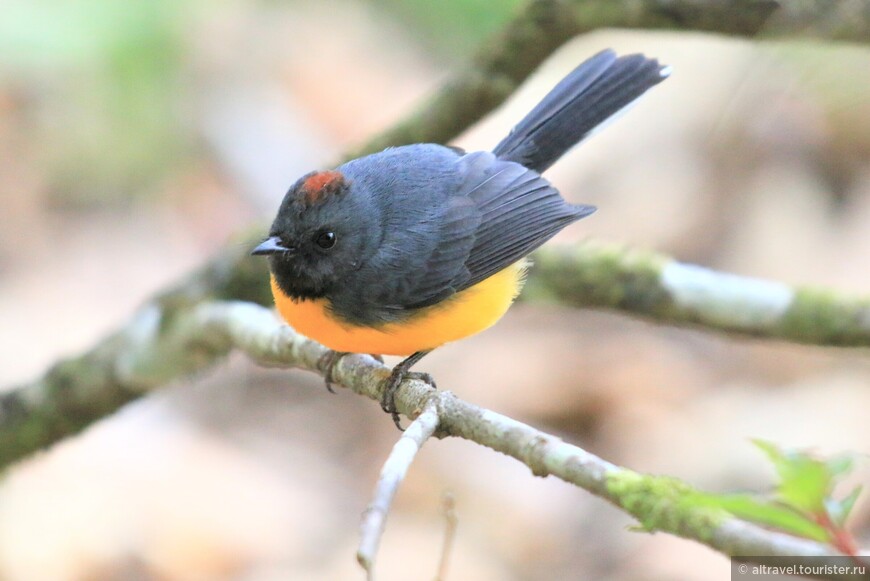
[357, 401, 440, 578]
[435, 492, 458, 581]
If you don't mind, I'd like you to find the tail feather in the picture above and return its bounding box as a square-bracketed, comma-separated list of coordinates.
[492, 49, 669, 173]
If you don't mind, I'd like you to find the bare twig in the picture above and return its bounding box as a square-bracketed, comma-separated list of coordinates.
[435, 493, 458, 581]
[357, 401, 440, 578]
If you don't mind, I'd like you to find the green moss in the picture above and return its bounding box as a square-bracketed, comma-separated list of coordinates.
[568, 0, 640, 30]
[569, 0, 779, 36]
[606, 471, 728, 542]
[779, 287, 870, 346]
[524, 242, 671, 314]
[0, 343, 140, 469]
[216, 252, 272, 307]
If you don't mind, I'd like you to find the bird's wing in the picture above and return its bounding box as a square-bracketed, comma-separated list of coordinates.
[366, 193, 480, 313]
[458, 151, 594, 288]
[398, 151, 594, 310]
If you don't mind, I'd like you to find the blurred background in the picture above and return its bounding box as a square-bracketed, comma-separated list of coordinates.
[2, 1, 870, 579]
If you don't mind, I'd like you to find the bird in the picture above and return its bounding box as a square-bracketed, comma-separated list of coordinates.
[252, 49, 669, 427]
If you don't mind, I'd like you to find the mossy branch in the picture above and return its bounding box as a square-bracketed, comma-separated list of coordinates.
[565, 0, 870, 42]
[526, 242, 870, 346]
[11, 236, 870, 470]
[347, 0, 870, 159]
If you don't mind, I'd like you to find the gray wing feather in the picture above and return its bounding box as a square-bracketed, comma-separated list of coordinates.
[458, 151, 594, 288]
[391, 151, 592, 310]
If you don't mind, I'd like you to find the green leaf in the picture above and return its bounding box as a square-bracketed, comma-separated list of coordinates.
[752, 439, 832, 514]
[694, 493, 829, 542]
[827, 455, 854, 477]
[687, 441, 864, 544]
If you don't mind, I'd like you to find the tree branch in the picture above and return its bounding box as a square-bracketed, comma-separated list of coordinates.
[566, 0, 870, 43]
[526, 241, 870, 346]
[9, 237, 870, 470]
[18, 300, 867, 579]
[357, 401, 440, 578]
[345, 0, 870, 160]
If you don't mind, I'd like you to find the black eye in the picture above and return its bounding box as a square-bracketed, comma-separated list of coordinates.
[315, 231, 336, 249]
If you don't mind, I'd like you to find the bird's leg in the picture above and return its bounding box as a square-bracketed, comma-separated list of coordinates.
[382, 350, 434, 430]
[318, 350, 349, 394]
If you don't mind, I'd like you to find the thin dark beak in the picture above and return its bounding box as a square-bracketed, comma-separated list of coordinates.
[251, 236, 292, 256]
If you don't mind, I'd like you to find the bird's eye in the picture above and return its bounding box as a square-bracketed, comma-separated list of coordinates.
[315, 231, 336, 249]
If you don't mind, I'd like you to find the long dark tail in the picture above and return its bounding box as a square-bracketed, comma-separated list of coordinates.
[492, 49, 669, 173]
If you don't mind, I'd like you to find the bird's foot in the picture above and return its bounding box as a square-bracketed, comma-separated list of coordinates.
[318, 350, 349, 394]
[381, 351, 433, 430]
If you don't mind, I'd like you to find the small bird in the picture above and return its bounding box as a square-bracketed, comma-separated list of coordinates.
[253, 49, 669, 427]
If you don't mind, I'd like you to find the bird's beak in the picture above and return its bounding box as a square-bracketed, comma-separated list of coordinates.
[251, 236, 292, 256]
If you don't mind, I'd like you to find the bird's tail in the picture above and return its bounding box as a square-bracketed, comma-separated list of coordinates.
[492, 49, 669, 173]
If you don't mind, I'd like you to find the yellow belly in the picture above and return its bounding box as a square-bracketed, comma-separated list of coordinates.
[271, 262, 526, 356]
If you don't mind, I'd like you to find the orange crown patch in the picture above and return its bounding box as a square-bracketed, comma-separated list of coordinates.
[300, 170, 346, 204]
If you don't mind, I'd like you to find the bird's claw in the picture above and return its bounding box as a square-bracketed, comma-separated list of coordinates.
[318, 350, 348, 394]
[381, 369, 436, 431]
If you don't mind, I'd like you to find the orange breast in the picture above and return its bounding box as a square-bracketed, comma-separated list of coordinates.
[270, 262, 526, 356]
